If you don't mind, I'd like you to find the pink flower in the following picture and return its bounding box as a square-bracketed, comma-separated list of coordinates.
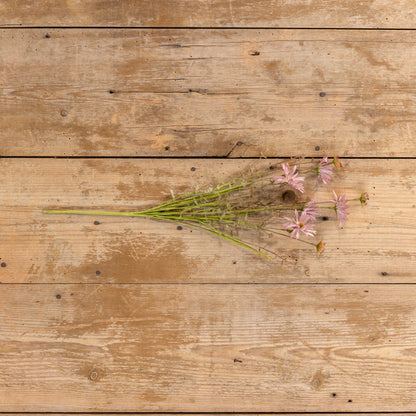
[273, 163, 305, 193]
[303, 199, 318, 221]
[330, 191, 349, 226]
[317, 156, 334, 185]
[282, 209, 316, 239]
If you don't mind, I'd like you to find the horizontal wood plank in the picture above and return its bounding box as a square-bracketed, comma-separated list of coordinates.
[2, 29, 416, 157]
[1, 284, 416, 411]
[0, 158, 414, 283]
[0, 0, 414, 28]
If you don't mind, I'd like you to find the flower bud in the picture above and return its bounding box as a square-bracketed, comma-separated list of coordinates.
[359, 192, 369, 206]
[333, 156, 343, 168]
[316, 241, 326, 253]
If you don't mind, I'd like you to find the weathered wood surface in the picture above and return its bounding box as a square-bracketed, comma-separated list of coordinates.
[0, 158, 414, 284]
[0, 0, 414, 28]
[2, 1, 415, 413]
[0, 284, 415, 411]
[2, 29, 416, 157]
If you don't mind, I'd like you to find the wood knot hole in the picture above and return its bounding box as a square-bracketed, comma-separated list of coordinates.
[281, 190, 296, 203]
[89, 370, 99, 381]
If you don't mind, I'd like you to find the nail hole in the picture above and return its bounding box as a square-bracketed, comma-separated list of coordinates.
[0, 262, 6, 268]
[332, 393, 337, 397]
[56, 294, 61, 299]
[236, 141, 243, 146]
[190, 167, 196, 172]
[109, 90, 114, 94]
[249, 51, 260, 56]
[381, 271, 388, 276]
[45, 33, 50, 38]
[319, 92, 326, 97]
[177, 226, 183, 230]
[60, 109, 68, 117]
[94, 221, 101, 225]
[348, 399, 352, 403]
[315, 146, 320, 151]
[165, 146, 170, 151]
[96, 270, 101, 276]
[320, 216, 329, 221]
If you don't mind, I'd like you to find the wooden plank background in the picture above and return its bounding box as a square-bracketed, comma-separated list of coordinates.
[1, 284, 416, 411]
[1, 29, 416, 157]
[0, 158, 414, 284]
[1, 0, 415, 413]
[0, 0, 415, 28]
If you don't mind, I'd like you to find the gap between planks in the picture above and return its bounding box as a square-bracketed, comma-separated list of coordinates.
[13, 25, 406, 30]
[1, 157, 416, 160]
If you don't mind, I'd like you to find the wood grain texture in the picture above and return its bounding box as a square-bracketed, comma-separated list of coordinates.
[2, 29, 416, 157]
[1, 284, 416, 411]
[0, 0, 414, 28]
[0, 158, 414, 284]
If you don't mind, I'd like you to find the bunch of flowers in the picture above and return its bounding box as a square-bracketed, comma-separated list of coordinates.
[43, 157, 368, 259]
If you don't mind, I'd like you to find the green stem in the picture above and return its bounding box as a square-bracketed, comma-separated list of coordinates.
[183, 222, 272, 260]
[43, 208, 272, 259]
[262, 227, 317, 247]
[42, 209, 146, 217]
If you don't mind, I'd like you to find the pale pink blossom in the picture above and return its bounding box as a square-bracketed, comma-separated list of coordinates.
[317, 156, 334, 185]
[303, 199, 318, 221]
[273, 163, 305, 193]
[282, 209, 316, 239]
[330, 191, 349, 226]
